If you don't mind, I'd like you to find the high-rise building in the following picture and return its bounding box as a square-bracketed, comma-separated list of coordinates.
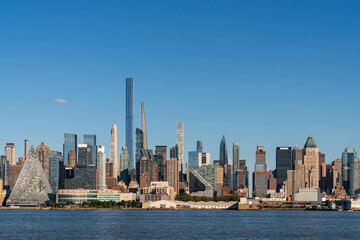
[284, 165, 305, 200]
[188, 151, 198, 170]
[111, 124, 118, 178]
[7, 146, 54, 206]
[189, 165, 215, 197]
[198, 152, 210, 167]
[303, 134, 320, 189]
[136, 157, 158, 188]
[36, 142, 50, 181]
[98, 146, 106, 190]
[24, 139, 28, 160]
[332, 159, 342, 187]
[78, 144, 92, 167]
[5, 143, 16, 166]
[177, 122, 184, 174]
[167, 158, 179, 193]
[342, 146, 357, 192]
[135, 128, 144, 162]
[84, 134, 97, 167]
[141, 102, 148, 149]
[119, 147, 130, 185]
[350, 158, 360, 196]
[170, 145, 179, 159]
[63, 134, 77, 166]
[219, 135, 228, 164]
[155, 146, 167, 181]
[67, 150, 76, 167]
[0, 156, 10, 188]
[255, 146, 266, 172]
[49, 151, 64, 193]
[253, 146, 271, 198]
[196, 141, 204, 153]
[292, 145, 303, 168]
[276, 147, 292, 190]
[233, 141, 240, 173]
[126, 78, 134, 170]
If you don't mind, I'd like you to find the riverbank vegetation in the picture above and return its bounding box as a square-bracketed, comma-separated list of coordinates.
[175, 193, 240, 202]
[42, 200, 142, 209]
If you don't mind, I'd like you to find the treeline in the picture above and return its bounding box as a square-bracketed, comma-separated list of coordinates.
[175, 193, 241, 202]
[43, 200, 142, 209]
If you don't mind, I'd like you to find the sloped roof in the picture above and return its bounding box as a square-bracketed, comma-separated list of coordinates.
[304, 134, 317, 148]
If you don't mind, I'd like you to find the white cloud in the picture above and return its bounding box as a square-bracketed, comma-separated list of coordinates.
[54, 99, 67, 104]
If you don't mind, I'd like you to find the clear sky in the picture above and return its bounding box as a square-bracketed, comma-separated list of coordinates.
[1, 1, 360, 173]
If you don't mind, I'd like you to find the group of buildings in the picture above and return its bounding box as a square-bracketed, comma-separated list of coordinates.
[0, 78, 359, 207]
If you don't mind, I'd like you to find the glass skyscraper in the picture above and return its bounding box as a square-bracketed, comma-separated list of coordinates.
[126, 78, 134, 170]
[135, 128, 144, 162]
[219, 135, 228, 164]
[343, 146, 358, 193]
[63, 133, 77, 166]
[84, 134, 97, 167]
[196, 141, 204, 153]
[49, 151, 64, 194]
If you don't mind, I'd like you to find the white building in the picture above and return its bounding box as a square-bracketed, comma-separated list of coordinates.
[198, 152, 210, 167]
[111, 124, 118, 177]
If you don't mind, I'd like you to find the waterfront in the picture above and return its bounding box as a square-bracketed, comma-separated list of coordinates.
[1, 210, 360, 239]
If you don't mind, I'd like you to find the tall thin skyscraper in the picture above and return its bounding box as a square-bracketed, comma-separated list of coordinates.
[97, 146, 106, 190]
[343, 146, 358, 193]
[120, 147, 130, 184]
[303, 134, 320, 188]
[126, 78, 134, 170]
[24, 139, 28, 160]
[5, 143, 16, 166]
[233, 141, 240, 173]
[63, 133, 77, 166]
[135, 128, 144, 162]
[111, 124, 118, 178]
[177, 122, 184, 174]
[219, 135, 228, 164]
[141, 102, 148, 149]
[84, 134, 97, 167]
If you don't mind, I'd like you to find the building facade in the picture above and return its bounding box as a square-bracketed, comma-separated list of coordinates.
[126, 77, 134, 170]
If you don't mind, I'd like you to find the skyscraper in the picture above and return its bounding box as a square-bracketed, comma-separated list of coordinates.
[343, 146, 358, 193]
[5, 143, 16, 166]
[292, 145, 303, 168]
[49, 151, 64, 194]
[155, 146, 167, 181]
[84, 134, 97, 167]
[177, 122, 184, 174]
[135, 128, 144, 162]
[111, 124, 118, 178]
[78, 144, 92, 167]
[233, 141, 240, 173]
[141, 102, 148, 149]
[198, 152, 210, 167]
[36, 142, 50, 181]
[167, 158, 179, 193]
[196, 141, 204, 153]
[97, 146, 106, 190]
[63, 134, 77, 166]
[276, 147, 292, 190]
[303, 134, 320, 188]
[126, 78, 134, 171]
[219, 135, 228, 164]
[119, 147, 130, 184]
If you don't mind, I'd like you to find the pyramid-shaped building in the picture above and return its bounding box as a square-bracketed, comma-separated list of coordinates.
[7, 146, 54, 206]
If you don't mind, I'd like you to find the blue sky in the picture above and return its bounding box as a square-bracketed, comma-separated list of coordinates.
[1, 0, 360, 172]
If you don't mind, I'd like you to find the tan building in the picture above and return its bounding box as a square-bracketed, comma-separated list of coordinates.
[303, 135, 320, 188]
[36, 142, 50, 180]
[111, 124, 118, 178]
[10, 164, 23, 191]
[167, 158, 179, 193]
[68, 150, 76, 167]
[5, 143, 16, 166]
[0, 179, 5, 206]
[285, 165, 305, 200]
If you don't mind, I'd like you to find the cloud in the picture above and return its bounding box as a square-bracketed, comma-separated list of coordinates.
[54, 99, 67, 104]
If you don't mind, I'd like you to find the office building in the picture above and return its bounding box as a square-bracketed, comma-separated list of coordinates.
[63, 134, 77, 166]
[57, 189, 136, 204]
[67, 150, 76, 167]
[188, 151, 199, 170]
[135, 128, 144, 162]
[7, 146, 54, 206]
[292, 145, 303, 167]
[111, 124, 118, 178]
[155, 146, 167, 181]
[98, 146, 106, 190]
[36, 142, 50, 181]
[0, 156, 10, 188]
[78, 144, 92, 167]
[303, 135, 320, 188]
[141, 102, 148, 149]
[84, 134, 97, 166]
[276, 147, 292, 190]
[196, 141, 204, 153]
[5, 143, 16, 166]
[343, 146, 358, 193]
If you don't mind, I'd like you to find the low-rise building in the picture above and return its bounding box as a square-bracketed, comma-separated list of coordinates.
[57, 189, 136, 203]
[294, 188, 324, 202]
[143, 200, 237, 210]
[139, 181, 176, 203]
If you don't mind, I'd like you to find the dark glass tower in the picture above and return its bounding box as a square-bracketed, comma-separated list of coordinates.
[63, 133, 77, 166]
[135, 128, 144, 162]
[219, 135, 228, 164]
[126, 78, 134, 170]
[84, 134, 97, 167]
[276, 147, 292, 190]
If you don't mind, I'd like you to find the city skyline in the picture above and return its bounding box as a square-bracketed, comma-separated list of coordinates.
[1, 1, 360, 175]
